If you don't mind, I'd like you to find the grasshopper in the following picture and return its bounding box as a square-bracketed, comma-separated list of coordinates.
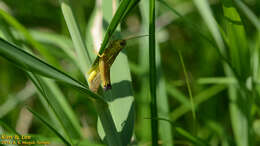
[87, 35, 148, 92]
[87, 39, 126, 92]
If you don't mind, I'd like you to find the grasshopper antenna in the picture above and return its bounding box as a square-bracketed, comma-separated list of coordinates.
[124, 34, 150, 41]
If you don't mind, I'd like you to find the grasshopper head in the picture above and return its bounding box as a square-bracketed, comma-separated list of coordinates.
[116, 39, 127, 49]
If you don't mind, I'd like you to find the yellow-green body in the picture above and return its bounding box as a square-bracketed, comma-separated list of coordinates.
[88, 39, 126, 92]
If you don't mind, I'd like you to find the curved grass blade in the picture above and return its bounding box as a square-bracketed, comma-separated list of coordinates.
[192, 0, 226, 58]
[178, 51, 196, 124]
[91, 0, 140, 70]
[222, 1, 251, 145]
[0, 9, 59, 66]
[98, 0, 131, 54]
[0, 38, 103, 101]
[233, 0, 260, 32]
[27, 107, 71, 146]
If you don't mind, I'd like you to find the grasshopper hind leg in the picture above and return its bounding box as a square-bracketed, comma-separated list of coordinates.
[99, 58, 112, 91]
[104, 83, 112, 91]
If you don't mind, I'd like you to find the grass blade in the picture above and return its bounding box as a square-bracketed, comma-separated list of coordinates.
[233, 0, 260, 32]
[91, 0, 140, 70]
[175, 127, 208, 146]
[156, 58, 173, 146]
[178, 51, 196, 122]
[59, 0, 91, 73]
[0, 82, 35, 118]
[27, 73, 80, 145]
[29, 29, 77, 63]
[42, 78, 83, 139]
[149, 0, 158, 145]
[139, 1, 173, 145]
[0, 9, 59, 66]
[151, 118, 208, 146]
[27, 107, 71, 146]
[192, 0, 226, 57]
[222, 1, 251, 145]
[98, 0, 133, 54]
[0, 38, 102, 100]
[0, 119, 21, 136]
[136, 1, 151, 143]
[171, 85, 227, 121]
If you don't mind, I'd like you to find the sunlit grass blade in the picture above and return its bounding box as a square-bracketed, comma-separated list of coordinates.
[27, 107, 71, 146]
[0, 38, 102, 100]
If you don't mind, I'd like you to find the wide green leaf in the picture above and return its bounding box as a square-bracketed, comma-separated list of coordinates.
[96, 0, 139, 145]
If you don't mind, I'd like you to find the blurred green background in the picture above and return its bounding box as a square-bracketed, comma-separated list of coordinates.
[0, 0, 260, 145]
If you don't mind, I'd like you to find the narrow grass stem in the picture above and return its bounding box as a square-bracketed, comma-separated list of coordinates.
[149, 0, 158, 145]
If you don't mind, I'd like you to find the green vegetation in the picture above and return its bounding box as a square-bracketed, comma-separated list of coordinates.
[0, 0, 259, 145]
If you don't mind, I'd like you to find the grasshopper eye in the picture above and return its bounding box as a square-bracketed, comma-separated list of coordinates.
[120, 40, 126, 46]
